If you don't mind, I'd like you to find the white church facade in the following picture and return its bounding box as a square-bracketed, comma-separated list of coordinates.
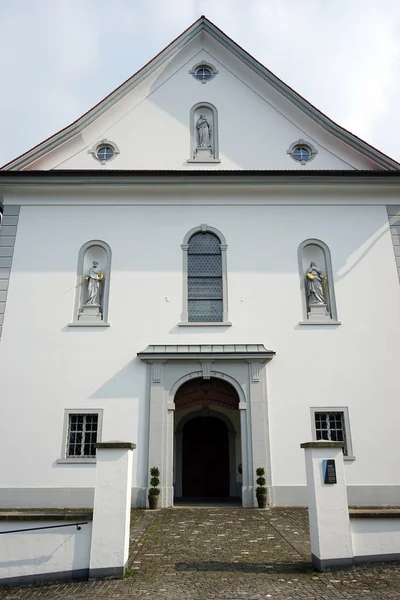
[1, 17, 400, 509]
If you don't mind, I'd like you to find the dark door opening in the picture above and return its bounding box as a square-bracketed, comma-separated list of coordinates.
[182, 416, 230, 498]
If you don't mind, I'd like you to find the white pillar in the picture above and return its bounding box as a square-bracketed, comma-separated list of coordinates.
[89, 441, 135, 579]
[301, 441, 353, 570]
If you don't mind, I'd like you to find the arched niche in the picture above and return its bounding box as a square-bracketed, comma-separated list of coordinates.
[71, 240, 112, 326]
[298, 238, 339, 324]
[188, 102, 220, 163]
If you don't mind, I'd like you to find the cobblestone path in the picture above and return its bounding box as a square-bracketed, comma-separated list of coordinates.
[1, 507, 400, 599]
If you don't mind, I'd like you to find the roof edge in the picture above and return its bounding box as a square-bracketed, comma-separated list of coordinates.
[2, 16, 399, 172]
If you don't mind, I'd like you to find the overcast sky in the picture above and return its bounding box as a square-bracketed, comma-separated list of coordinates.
[1, 0, 400, 166]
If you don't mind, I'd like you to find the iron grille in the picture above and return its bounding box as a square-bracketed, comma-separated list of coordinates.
[314, 411, 347, 455]
[67, 414, 98, 458]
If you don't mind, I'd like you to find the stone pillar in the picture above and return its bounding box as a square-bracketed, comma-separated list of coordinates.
[301, 441, 353, 570]
[247, 361, 271, 507]
[89, 441, 136, 579]
[147, 361, 173, 507]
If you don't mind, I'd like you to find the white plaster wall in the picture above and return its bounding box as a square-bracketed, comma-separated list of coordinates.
[28, 35, 378, 172]
[0, 521, 91, 581]
[351, 519, 400, 558]
[1, 186, 400, 501]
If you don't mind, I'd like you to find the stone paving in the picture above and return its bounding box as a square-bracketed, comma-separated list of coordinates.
[1, 507, 400, 599]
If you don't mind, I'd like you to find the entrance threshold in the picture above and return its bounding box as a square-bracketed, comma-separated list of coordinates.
[174, 497, 242, 507]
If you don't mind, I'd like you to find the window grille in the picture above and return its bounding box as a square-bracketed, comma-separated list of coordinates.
[188, 232, 223, 322]
[314, 411, 347, 455]
[67, 414, 98, 458]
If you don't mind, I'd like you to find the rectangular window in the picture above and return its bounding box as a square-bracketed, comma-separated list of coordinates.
[66, 413, 98, 458]
[311, 407, 354, 459]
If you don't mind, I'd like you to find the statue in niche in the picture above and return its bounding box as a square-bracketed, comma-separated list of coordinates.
[196, 114, 211, 148]
[306, 261, 327, 307]
[84, 261, 104, 305]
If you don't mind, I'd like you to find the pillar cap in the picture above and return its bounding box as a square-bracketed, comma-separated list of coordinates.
[300, 441, 344, 449]
[95, 441, 136, 449]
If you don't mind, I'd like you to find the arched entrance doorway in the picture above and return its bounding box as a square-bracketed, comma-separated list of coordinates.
[174, 377, 240, 501]
[182, 416, 229, 497]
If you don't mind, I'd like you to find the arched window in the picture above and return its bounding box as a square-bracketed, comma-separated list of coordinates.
[298, 238, 340, 325]
[180, 225, 230, 326]
[69, 240, 112, 327]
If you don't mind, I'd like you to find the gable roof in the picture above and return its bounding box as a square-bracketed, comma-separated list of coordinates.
[2, 16, 399, 171]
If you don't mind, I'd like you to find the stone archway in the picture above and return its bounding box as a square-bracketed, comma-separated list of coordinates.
[174, 378, 239, 500]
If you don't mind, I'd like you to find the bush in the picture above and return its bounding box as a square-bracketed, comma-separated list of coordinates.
[149, 466, 160, 497]
[255, 467, 267, 497]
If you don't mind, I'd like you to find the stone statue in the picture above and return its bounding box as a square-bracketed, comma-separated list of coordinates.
[306, 261, 326, 307]
[84, 261, 103, 305]
[196, 114, 211, 148]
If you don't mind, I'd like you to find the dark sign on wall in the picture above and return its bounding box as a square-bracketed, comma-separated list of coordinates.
[322, 459, 337, 484]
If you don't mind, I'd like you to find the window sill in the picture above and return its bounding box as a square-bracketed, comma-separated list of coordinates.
[56, 459, 96, 464]
[344, 456, 356, 462]
[186, 158, 221, 163]
[299, 320, 341, 326]
[68, 322, 110, 328]
[178, 321, 232, 327]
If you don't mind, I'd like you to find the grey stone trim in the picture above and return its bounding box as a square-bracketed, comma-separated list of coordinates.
[272, 485, 400, 507]
[178, 321, 232, 326]
[88, 139, 120, 165]
[354, 552, 400, 565]
[59, 409, 103, 461]
[287, 139, 318, 165]
[189, 61, 219, 83]
[309, 406, 354, 458]
[67, 322, 110, 328]
[56, 458, 97, 464]
[138, 344, 275, 361]
[89, 565, 125, 580]
[300, 441, 345, 449]
[0, 487, 146, 509]
[350, 509, 400, 518]
[0, 568, 89, 588]
[312, 553, 354, 570]
[386, 206, 400, 284]
[96, 441, 136, 449]
[0, 205, 20, 339]
[299, 320, 341, 326]
[298, 238, 339, 324]
[0, 511, 92, 521]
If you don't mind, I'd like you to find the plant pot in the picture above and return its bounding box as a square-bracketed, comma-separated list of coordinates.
[256, 494, 267, 509]
[148, 494, 159, 510]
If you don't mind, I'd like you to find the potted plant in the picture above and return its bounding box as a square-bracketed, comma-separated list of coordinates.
[148, 466, 160, 509]
[255, 467, 267, 508]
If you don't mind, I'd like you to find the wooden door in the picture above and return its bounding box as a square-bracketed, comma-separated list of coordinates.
[182, 416, 230, 497]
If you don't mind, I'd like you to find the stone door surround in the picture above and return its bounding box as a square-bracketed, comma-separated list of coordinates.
[137, 344, 275, 507]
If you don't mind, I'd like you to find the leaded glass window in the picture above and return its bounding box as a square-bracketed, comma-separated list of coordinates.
[314, 411, 347, 455]
[188, 232, 223, 322]
[67, 413, 98, 458]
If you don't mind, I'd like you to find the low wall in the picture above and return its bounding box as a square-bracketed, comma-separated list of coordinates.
[350, 510, 400, 564]
[0, 512, 92, 587]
